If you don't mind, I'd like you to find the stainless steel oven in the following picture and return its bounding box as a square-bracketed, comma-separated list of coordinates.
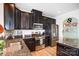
[35, 36, 45, 51]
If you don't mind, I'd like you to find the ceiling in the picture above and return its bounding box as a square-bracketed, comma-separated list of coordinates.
[15, 3, 79, 18]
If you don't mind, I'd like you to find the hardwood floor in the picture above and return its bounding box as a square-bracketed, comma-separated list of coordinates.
[31, 46, 56, 56]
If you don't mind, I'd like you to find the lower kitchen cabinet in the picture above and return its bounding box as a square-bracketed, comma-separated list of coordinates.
[35, 40, 40, 46]
[57, 43, 79, 56]
[23, 38, 35, 51]
[45, 36, 51, 47]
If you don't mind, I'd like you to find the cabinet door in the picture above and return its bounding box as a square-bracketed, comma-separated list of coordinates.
[4, 3, 15, 30]
[14, 8, 21, 29]
[29, 13, 33, 29]
[43, 17, 51, 35]
[21, 12, 29, 29]
[40, 16, 46, 29]
[23, 38, 35, 51]
[45, 36, 51, 47]
[39, 16, 44, 24]
[31, 12, 38, 23]
[31, 9, 42, 23]
[50, 18, 56, 24]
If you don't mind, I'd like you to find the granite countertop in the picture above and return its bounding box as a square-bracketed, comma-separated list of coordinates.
[4, 39, 32, 56]
[57, 41, 79, 49]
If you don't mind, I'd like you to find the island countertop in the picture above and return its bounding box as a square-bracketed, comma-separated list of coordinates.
[4, 39, 32, 56]
[57, 41, 79, 49]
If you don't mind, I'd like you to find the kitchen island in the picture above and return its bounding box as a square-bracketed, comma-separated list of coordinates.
[3, 39, 32, 56]
[57, 42, 79, 56]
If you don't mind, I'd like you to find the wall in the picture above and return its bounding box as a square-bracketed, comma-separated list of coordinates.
[0, 3, 4, 37]
[55, 9, 79, 42]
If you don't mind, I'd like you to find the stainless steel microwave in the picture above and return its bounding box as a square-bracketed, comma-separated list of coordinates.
[33, 23, 43, 30]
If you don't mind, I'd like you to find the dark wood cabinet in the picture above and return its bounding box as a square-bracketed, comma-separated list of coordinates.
[4, 3, 15, 30]
[28, 13, 33, 29]
[4, 3, 21, 30]
[21, 12, 33, 29]
[57, 43, 79, 56]
[4, 4, 56, 30]
[51, 18, 56, 24]
[23, 38, 35, 51]
[31, 9, 42, 23]
[40, 16, 56, 47]
[21, 12, 29, 29]
[4, 3, 32, 30]
[45, 36, 51, 47]
[42, 17, 52, 46]
[41, 16, 56, 24]
[35, 40, 40, 46]
[14, 8, 21, 29]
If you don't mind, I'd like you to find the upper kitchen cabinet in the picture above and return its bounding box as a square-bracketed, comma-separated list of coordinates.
[42, 17, 56, 33]
[45, 17, 56, 24]
[15, 8, 33, 29]
[40, 16, 50, 29]
[4, 3, 15, 30]
[31, 9, 42, 23]
[4, 3, 56, 30]
[29, 13, 33, 29]
[21, 12, 32, 29]
[40, 16, 56, 27]
[14, 8, 21, 29]
[4, 3, 32, 30]
[50, 18, 56, 24]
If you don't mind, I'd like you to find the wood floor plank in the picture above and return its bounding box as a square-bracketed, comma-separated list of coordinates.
[31, 46, 56, 56]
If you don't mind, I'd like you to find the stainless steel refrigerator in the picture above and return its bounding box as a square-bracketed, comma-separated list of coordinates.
[51, 24, 59, 46]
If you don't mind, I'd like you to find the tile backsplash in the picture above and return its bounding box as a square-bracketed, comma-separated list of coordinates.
[4, 30, 45, 39]
[13, 30, 45, 35]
